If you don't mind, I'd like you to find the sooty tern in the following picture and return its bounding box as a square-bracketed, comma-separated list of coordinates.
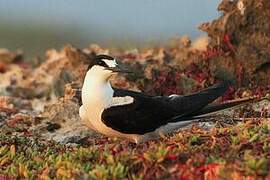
[80, 55, 253, 143]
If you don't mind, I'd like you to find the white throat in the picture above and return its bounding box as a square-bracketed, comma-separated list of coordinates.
[82, 70, 114, 110]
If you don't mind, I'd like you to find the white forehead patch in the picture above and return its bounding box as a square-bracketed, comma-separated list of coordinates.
[106, 96, 134, 108]
[103, 59, 118, 68]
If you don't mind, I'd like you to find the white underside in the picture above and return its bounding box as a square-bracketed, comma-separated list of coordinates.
[80, 105, 142, 143]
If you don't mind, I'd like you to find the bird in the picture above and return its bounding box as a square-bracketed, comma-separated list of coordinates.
[79, 54, 256, 143]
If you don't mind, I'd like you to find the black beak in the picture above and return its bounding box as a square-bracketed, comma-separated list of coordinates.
[106, 64, 133, 73]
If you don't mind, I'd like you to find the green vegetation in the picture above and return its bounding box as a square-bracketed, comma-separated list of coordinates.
[1, 119, 269, 179]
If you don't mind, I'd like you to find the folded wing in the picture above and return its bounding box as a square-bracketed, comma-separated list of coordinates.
[101, 81, 230, 134]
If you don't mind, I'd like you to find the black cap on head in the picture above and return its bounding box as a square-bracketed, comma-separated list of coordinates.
[87, 54, 132, 73]
[87, 54, 114, 70]
[94, 54, 114, 61]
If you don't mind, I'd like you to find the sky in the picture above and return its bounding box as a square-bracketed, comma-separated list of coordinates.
[0, 0, 221, 56]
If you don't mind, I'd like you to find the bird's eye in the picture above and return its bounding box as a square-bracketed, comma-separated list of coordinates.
[97, 61, 106, 66]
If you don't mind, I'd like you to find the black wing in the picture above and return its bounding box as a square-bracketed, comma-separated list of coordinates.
[101, 81, 229, 134]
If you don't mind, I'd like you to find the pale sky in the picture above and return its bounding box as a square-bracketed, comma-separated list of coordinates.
[0, 0, 221, 55]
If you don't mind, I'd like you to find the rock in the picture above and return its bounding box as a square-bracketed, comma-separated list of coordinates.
[191, 36, 209, 52]
[14, 45, 89, 100]
[180, 35, 191, 48]
[46, 122, 61, 132]
[0, 49, 23, 63]
[218, 0, 236, 13]
[200, 0, 270, 85]
[0, 64, 26, 96]
[52, 70, 77, 97]
[0, 61, 7, 73]
[31, 98, 97, 144]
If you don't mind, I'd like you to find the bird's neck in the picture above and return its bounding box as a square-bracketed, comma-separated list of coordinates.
[82, 72, 113, 110]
